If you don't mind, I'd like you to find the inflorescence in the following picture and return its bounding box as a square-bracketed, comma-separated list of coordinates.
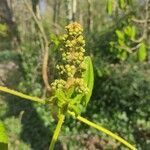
[51, 22, 89, 94]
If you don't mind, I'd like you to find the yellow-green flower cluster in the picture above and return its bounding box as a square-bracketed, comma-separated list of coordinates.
[51, 22, 88, 94]
[74, 78, 89, 94]
[51, 79, 66, 90]
[61, 22, 85, 66]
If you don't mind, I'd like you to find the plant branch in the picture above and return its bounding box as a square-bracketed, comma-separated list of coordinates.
[131, 35, 145, 43]
[130, 43, 142, 51]
[144, 0, 149, 40]
[0, 86, 45, 104]
[23, 0, 47, 42]
[131, 18, 150, 24]
[119, 43, 142, 53]
[131, 0, 149, 44]
[23, 0, 51, 93]
[49, 114, 65, 150]
[42, 45, 51, 92]
[68, 111, 137, 150]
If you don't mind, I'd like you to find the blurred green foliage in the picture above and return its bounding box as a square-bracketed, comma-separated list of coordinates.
[0, 121, 8, 150]
[0, 24, 7, 37]
[0, 0, 149, 149]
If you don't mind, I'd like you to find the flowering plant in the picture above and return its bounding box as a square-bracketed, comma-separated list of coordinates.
[0, 22, 136, 150]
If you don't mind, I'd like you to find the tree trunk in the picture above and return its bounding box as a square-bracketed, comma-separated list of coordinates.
[65, 0, 77, 23]
[87, 0, 93, 32]
[66, 0, 72, 23]
[72, 0, 77, 21]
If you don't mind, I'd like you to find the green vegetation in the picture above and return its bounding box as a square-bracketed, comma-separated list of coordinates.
[0, 121, 8, 150]
[0, 22, 136, 150]
[0, 0, 149, 149]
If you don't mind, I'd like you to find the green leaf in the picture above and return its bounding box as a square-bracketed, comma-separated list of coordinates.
[0, 24, 7, 37]
[107, 0, 114, 15]
[0, 121, 8, 150]
[131, 26, 136, 40]
[55, 90, 66, 102]
[124, 25, 136, 39]
[49, 34, 61, 52]
[124, 26, 131, 36]
[71, 94, 84, 105]
[116, 30, 124, 40]
[118, 39, 125, 46]
[68, 94, 84, 114]
[65, 87, 74, 98]
[82, 56, 94, 106]
[138, 43, 147, 61]
[119, 0, 126, 9]
[96, 69, 103, 77]
[120, 51, 127, 61]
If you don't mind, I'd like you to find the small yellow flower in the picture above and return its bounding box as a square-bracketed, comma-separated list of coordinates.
[51, 22, 88, 94]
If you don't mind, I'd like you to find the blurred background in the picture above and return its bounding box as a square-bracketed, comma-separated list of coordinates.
[0, 0, 149, 149]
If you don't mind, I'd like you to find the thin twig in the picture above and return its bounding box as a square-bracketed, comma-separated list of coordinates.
[118, 43, 141, 53]
[131, 0, 150, 44]
[131, 35, 145, 43]
[23, 0, 51, 93]
[131, 18, 150, 24]
[23, 0, 47, 42]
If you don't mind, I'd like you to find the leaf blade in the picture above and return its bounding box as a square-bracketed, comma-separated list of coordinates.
[0, 121, 8, 150]
[82, 56, 94, 106]
[138, 43, 147, 61]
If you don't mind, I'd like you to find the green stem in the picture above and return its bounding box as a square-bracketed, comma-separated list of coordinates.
[49, 114, 65, 150]
[68, 111, 137, 150]
[0, 86, 45, 104]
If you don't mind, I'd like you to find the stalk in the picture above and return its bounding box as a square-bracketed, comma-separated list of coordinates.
[49, 114, 65, 150]
[0, 86, 45, 104]
[68, 111, 137, 150]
